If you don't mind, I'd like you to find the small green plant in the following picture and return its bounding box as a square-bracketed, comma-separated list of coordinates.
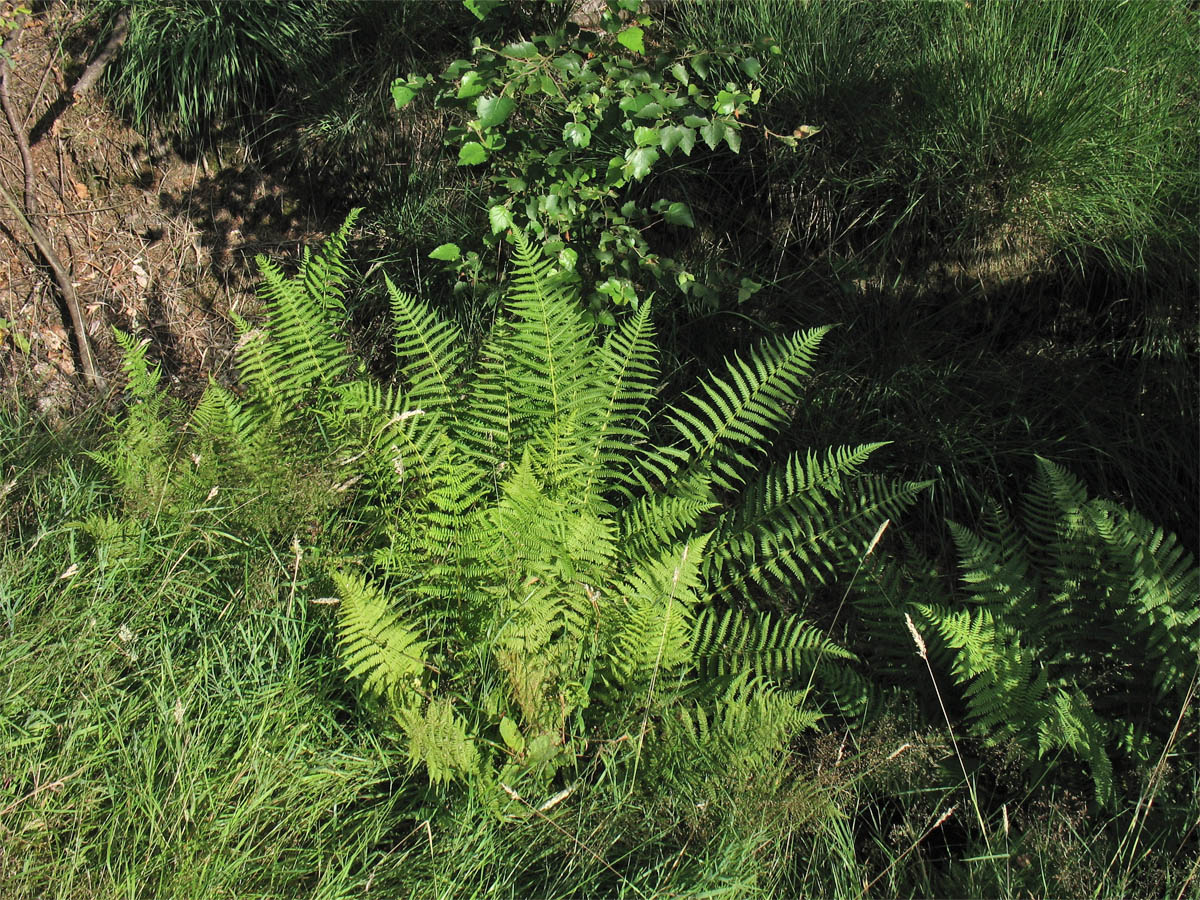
[393, 0, 782, 319]
[101, 0, 338, 140]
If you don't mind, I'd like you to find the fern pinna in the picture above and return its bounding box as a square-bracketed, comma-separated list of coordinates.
[129, 215, 920, 797]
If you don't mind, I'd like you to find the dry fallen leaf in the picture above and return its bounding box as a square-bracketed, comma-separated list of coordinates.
[72, 180, 89, 200]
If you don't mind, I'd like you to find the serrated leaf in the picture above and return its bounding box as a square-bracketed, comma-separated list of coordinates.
[617, 26, 645, 55]
[634, 125, 659, 147]
[624, 146, 659, 180]
[488, 205, 513, 234]
[456, 70, 486, 99]
[670, 63, 689, 85]
[477, 95, 515, 129]
[458, 142, 488, 165]
[664, 201, 695, 228]
[699, 120, 725, 150]
[428, 243, 461, 261]
[724, 126, 741, 153]
[659, 124, 688, 154]
[562, 122, 592, 148]
[739, 56, 762, 79]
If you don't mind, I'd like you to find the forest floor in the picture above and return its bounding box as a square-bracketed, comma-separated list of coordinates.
[0, 3, 340, 421]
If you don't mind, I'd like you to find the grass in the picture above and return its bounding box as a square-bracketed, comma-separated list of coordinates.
[658, 0, 1198, 548]
[667, 0, 1197, 289]
[2, 405, 1194, 898]
[7, 2, 1196, 895]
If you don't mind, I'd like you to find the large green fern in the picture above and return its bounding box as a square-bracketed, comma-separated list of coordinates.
[313, 228, 923, 791]
[101, 216, 922, 795]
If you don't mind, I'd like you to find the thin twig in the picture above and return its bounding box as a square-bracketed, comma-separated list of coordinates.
[0, 181, 104, 387]
[68, 9, 129, 99]
[0, 18, 104, 388]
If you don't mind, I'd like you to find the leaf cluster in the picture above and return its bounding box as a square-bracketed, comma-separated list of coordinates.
[394, 0, 780, 318]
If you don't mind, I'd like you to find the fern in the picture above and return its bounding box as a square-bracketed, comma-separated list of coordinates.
[334, 570, 428, 706]
[89, 328, 176, 511]
[902, 457, 1199, 804]
[112, 221, 918, 794]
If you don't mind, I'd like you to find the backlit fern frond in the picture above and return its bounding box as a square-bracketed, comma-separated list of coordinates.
[237, 211, 359, 410]
[660, 326, 830, 491]
[397, 697, 479, 787]
[335, 570, 428, 706]
[387, 276, 465, 413]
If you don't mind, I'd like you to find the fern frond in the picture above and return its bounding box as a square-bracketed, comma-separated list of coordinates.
[387, 276, 465, 413]
[335, 571, 428, 705]
[235, 213, 359, 410]
[1038, 689, 1113, 806]
[582, 300, 659, 494]
[501, 232, 600, 475]
[617, 467, 717, 563]
[710, 475, 926, 601]
[661, 326, 830, 490]
[606, 534, 711, 694]
[397, 697, 479, 786]
[693, 607, 854, 683]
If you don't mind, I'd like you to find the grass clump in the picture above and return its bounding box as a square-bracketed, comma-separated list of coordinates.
[668, 0, 1197, 289]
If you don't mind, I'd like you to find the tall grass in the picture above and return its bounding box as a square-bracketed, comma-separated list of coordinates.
[4, 393, 1190, 898]
[669, 0, 1197, 289]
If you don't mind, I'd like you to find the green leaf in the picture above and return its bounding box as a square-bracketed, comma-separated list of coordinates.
[458, 142, 488, 165]
[714, 90, 738, 115]
[457, 70, 486, 99]
[724, 126, 741, 153]
[499, 716, 525, 753]
[691, 53, 710, 79]
[504, 40, 540, 59]
[670, 63, 689, 85]
[634, 125, 659, 147]
[391, 82, 417, 109]
[739, 56, 762, 79]
[477, 95, 515, 129]
[624, 146, 659, 180]
[488, 205, 513, 235]
[463, 0, 503, 20]
[659, 125, 691, 154]
[699, 120, 725, 150]
[429, 243, 461, 261]
[617, 26, 645, 55]
[562, 122, 592, 148]
[664, 201, 695, 228]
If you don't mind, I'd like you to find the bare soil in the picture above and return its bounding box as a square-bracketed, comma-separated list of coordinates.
[0, 2, 338, 423]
